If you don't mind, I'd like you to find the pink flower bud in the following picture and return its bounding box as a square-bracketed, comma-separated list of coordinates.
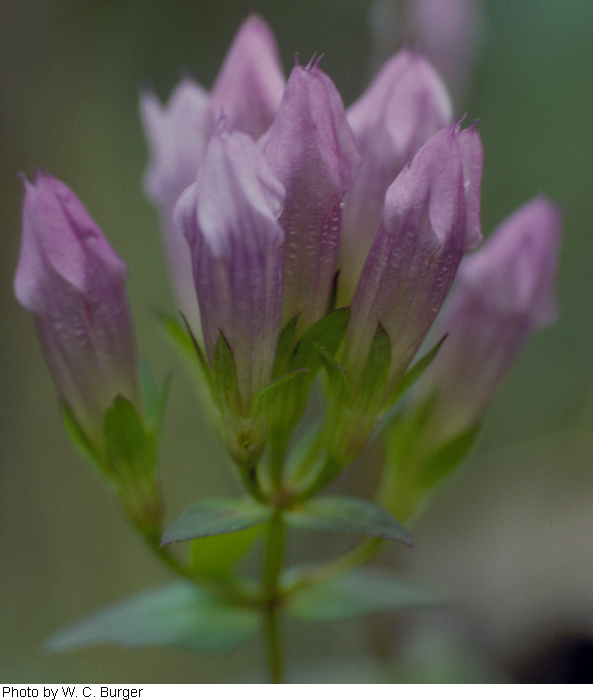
[263, 60, 359, 329]
[175, 130, 285, 413]
[140, 15, 285, 336]
[339, 50, 453, 304]
[14, 172, 140, 445]
[414, 196, 562, 442]
[345, 123, 483, 394]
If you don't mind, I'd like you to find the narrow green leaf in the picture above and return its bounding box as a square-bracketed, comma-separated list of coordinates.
[311, 338, 350, 400]
[211, 332, 239, 412]
[387, 334, 448, 408]
[46, 581, 259, 653]
[191, 526, 263, 578]
[289, 307, 350, 373]
[288, 569, 446, 622]
[161, 497, 273, 546]
[272, 314, 300, 378]
[284, 496, 412, 546]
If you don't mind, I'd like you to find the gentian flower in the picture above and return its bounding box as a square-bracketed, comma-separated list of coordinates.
[412, 196, 562, 445]
[344, 123, 483, 399]
[263, 58, 359, 331]
[339, 49, 453, 304]
[140, 16, 285, 334]
[14, 171, 140, 449]
[381, 196, 561, 523]
[174, 129, 285, 466]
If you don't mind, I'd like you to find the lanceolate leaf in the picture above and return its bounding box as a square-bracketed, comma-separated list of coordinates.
[46, 581, 259, 654]
[161, 498, 273, 546]
[191, 526, 263, 578]
[288, 568, 446, 622]
[284, 496, 412, 546]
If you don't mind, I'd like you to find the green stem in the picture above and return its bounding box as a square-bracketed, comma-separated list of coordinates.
[261, 512, 286, 683]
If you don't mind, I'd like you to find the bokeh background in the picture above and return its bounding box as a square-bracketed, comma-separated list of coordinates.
[1, 0, 592, 683]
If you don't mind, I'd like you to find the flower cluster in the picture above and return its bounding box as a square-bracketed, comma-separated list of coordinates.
[13, 13, 563, 679]
[15, 14, 561, 521]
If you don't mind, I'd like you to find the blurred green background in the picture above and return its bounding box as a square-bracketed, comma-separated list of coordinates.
[1, 0, 592, 683]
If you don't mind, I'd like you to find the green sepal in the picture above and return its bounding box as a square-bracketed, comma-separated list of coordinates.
[325, 269, 340, 316]
[60, 401, 101, 468]
[387, 334, 448, 409]
[289, 307, 350, 373]
[211, 331, 239, 414]
[45, 581, 259, 654]
[253, 368, 311, 415]
[311, 338, 350, 401]
[161, 497, 273, 546]
[381, 397, 481, 523]
[416, 422, 481, 493]
[191, 526, 263, 578]
[272, 314, 299, 379]
[284, 496, 411, 546]
[139, 358, 171, 434]
[157, 311, 210, 384]
[103, 395, 158, 480]
[359, 323, 391, 404]
[287, 568, 445, 622]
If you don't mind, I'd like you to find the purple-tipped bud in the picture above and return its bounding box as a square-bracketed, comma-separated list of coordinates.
[345, 123, 483, 394]
[210, 15, 285, 139]
[140, 16, 284, 336]
[14, 172, 140, 445]
[175, 130, 285, 414]
[263, 60, 359, 329]
[140, 78, 212, 332]
[339, 50, 453, 304]
[413, 196, 562, 442]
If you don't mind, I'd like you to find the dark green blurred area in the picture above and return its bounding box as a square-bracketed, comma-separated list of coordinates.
[1, 0, 592, 683]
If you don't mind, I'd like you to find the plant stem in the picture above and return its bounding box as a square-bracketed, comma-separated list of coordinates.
[261, 511, 286, 683]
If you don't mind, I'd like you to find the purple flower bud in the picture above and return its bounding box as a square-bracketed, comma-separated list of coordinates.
[210, 15, 285, 139]
[345, 123, 483, 394]
[140, 77, 212, 333]
[175, 130, 285, 413]
[263, 60, 359, 329]
[339, 50, 453, 304]
[140, 15, 285, 335]
[413, 196, 562, 442]
[14, 172, 140, 444]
